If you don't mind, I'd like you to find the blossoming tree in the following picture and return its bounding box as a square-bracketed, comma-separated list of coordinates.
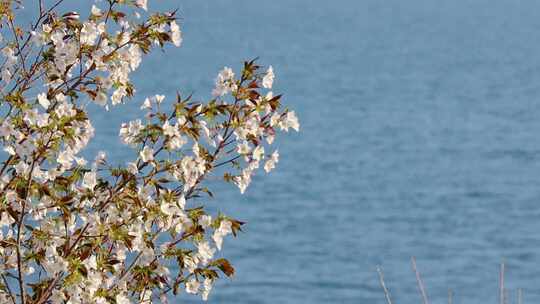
[0, 1, 299, 303]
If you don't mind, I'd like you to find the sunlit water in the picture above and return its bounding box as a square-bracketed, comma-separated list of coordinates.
[75, 0, 540, 302]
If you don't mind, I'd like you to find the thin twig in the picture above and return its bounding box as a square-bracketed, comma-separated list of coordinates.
[1, 273, 16, 304]
[376, 266, 393, 304]
[448, 289, 453, 304]
[500, 263, 505, 304]
[411, 257, 429, 304]
[518, 288, 523, 304]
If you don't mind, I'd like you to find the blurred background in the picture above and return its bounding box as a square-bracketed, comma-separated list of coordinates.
[84, 0, 540, 303]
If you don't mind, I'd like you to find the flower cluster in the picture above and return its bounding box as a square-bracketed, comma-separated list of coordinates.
[0, 1, 299, 303]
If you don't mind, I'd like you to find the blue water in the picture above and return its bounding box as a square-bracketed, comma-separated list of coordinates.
[85, 0, 540, 303]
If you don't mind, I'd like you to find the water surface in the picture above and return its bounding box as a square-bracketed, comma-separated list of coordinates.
[86, 1, 540, 303]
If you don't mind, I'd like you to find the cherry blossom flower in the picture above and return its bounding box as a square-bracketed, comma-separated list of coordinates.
[213, 220, 232, 250]
[170, 21, 183, 47]
[140, 146, 154, 162]
[212, 67, 237, 97]
[82, 171, 97, 190]
[116, 294, 132, 304]
[186, 279, 200, 294]
[91, 5, 102, 16]
[262, 66, 275, 89]
[264, 150, 280, 173]
[37, 93, 50, 109]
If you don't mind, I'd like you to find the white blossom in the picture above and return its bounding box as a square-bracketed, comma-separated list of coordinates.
[82, 171, 97, 190]
[14, 161, 30, 176]
[120, 119, 144, 145]
[162, 121, 177, 137]
[116, 294, 131, 304]
[94, 91, 108, 106]
[237, 141, 251, 155]
[212, 67, 237, 97]
[141, 97, 152, 110]
[167, 135, 187, 150]
[280, 111, 300, 132]
[264, 150, 279, 173]
[58, 149, 75, 169]
[170, 21, 182, 47]
[200, 215, 212, 228]
[253, 145, 265, 161]
[91, 5, 102, 16]
[155, 94, 165, 104]
[186, 278, 200, 294]
[37, 93, 50, 109]
[80, 22, 102, 45]
[197, 241, 215, 265]
[213, 220, 232, 250]
[55, 101, 76, 118]
[262, 66, 274, 89]
[140, 146, 154, 162]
